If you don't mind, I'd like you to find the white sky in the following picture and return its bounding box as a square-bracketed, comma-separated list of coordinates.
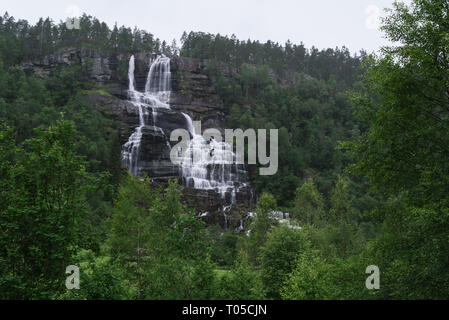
[1, 0, 412, 54]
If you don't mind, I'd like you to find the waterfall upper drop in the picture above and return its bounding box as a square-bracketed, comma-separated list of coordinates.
[145, 56, 171, 98]
[122, 54, 248, 206]
[128, 55, 136, 91]
[121, 55, 171, 176]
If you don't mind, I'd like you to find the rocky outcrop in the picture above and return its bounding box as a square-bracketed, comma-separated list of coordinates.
[22, 48, 255, 230]
[22, 48, 228, 128]
[181, 185, 255, 230]
[83, 92, 137, 144]
[22, 47, 125, 84]
[169, 57, 227, 131]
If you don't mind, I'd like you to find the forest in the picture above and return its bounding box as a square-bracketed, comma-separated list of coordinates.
[0, 0, 448, 300]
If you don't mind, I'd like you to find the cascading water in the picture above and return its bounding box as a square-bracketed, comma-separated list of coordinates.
[121, 55, 143, 175]
[122, 54, 248, 220]
[179, 113, 248, 204]
[145, 55, 171, 126]
[122, 55, 171, 175]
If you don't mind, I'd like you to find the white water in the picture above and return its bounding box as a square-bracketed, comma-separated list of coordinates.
[122, 54, 248, 215]
[235, 219, 244, 233]
[179, 113, 248, 203]
[121, 55, 171, 175]
[245, 211, 301, 235]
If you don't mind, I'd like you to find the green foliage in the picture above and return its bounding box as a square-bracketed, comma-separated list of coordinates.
[292, 179, 326, 225]
[329, 176, 354, 222]
[0, 119, 99, 299]
[342, 0, 449, 299]
[259, 225, 309, 299]
[208, 226, 240, 267]
[181, 31, 364, 84]
[105, 174, 155, 299]
[247, 192, 278, 264]
[0, 13, 170, 66]
[105, 178, 215, 299]
[0, 61, 122, 187]
[345, 0, 449, 207]
[368, 200, 449, 299]
[281, 249, 333, 300]
[213, 251, 264, 300]
[280, 250, 374, 300]
[221, 69, 359, 207]
[57, 249, 129, 300]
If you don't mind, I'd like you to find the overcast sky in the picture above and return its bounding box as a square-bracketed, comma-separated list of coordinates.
[1, 0, 412, 53]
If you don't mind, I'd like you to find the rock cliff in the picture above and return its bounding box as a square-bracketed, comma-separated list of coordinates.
[22, 48, 255, 230]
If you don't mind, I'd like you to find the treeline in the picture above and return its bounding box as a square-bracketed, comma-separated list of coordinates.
[180, 31, 366, 84]
[0, 12, 179, 67]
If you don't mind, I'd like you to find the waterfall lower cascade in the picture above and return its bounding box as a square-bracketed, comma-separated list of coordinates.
[122, 54, 248, 213]
[180, 113, 248, 202]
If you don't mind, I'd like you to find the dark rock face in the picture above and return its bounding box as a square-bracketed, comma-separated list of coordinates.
[139, 125, 178, 179]
[130, 52, 152, 92]
[169, 56, 227, 132]
[22, 48, 255, 230]
[181, 185, 255, 230]
[153, 107, 191, 138]
[83, 92, 137, 144]
[22, 47, 125, 83]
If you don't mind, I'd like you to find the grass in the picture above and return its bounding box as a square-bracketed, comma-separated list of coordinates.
[82, 88, 114, 98]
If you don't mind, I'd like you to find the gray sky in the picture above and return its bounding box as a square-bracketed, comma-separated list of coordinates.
[1, 0, 412, 53]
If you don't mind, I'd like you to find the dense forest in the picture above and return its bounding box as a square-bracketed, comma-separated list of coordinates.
[1, 0, 448, 300]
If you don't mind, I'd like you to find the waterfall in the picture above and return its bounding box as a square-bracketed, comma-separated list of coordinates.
[128, 55, 136, 92]
[179, 112, 247, 202]
[121, 55, 170, 176]
[145, 56, 171, 95]
[121, 55, 144, 175]
[122, 54, 248, 213]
